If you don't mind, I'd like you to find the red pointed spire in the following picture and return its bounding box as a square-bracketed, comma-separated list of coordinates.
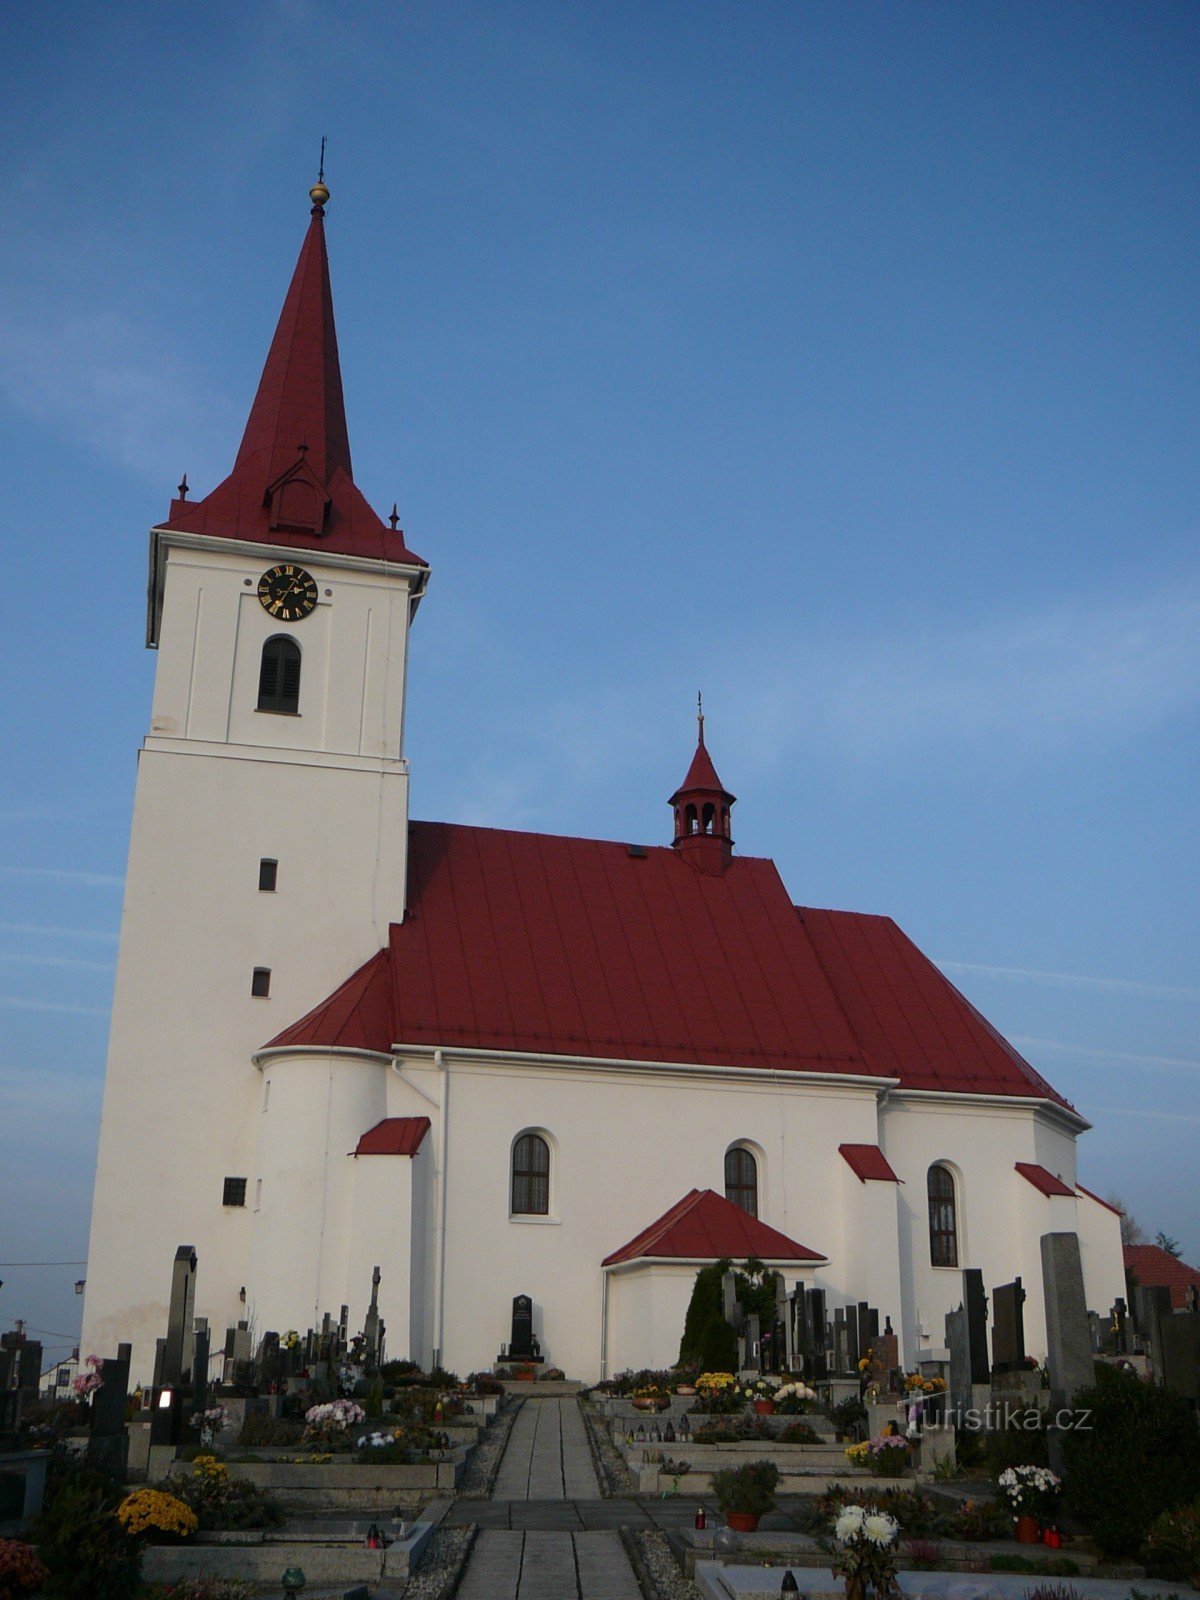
[161, 184, 425, 570]
[232, 204, 352, 491]
[669, 697, 736, 874]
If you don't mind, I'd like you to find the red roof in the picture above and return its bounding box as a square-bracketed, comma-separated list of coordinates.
[839, 1144, 900, 1183]
[1123, 1244, 1200, 1311]
[670, 728, 734, 804]
[265, 821, 1073, 1109]
[1015, 1161, 1076, 1198]
[602, 1189, 826, 1267]
[1076, 1183, 1123, 1216]
[161, 201, 424, 569]
[354, 1117, 431, 1156]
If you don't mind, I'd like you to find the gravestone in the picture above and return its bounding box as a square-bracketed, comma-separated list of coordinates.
[833, 1308, 848, 1374]
[1110, 1297, 1129, 1354]
[15, 1341, 42, 1397]
[88, 1354, 130, 1475]
[964, 1270, 990, 1383]
[192, 1320, 210, 1413]
[1160, 1313, 1200, 1401]
[509, 1294, 539, 1361]
[845, 1304, 861, 1371]
[945, 1305, 971, 1416]
[1136, 1284, 1173, 1385]
[991, 1278, 1026, 1372]
[809, 1289, 828, 1379]
[1186, 1285, 1199, 1314]
[162, 1246, 198, 1386]
[743, 1312, 761, 1372]
[1040, 1232, 1093, 1406]
[363, 1266, 384, 1370]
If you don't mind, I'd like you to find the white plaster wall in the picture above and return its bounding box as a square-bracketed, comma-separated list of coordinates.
[346, 1155, 414, 1363]
[248, 1052, 386, 1332]
[426, 1055, 888, 1381]
[1075, 1190, 1127, 1320]
[879, 1095, 1089, 1362]
[83, 536, 416, 1385]
[606, 1264, 699, 1375]
[837, 1167, 906, 1358]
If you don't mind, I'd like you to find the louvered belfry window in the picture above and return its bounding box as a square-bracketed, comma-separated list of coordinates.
[928, 1164, 958, 1267]
[725, 1146, 758, 1216]
[511, 1133, 550, 1215]
[257, 636, 301, 714]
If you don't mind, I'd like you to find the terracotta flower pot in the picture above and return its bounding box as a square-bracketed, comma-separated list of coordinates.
[1015, 1514, 1041, 1544]
[752, 1399, 776, 1416]
[726, 1511, 760, 1532]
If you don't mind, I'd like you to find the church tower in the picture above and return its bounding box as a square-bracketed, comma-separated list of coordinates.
[669, 701, 736, 875]
[82, 180, 427, 1376]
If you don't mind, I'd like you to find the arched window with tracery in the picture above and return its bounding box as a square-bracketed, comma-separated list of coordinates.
[928, 1163, 958, 1267]
[257, 636, 301, 714]
[725, 1144, 758, 1216]
[511, 1132, 550, 1216]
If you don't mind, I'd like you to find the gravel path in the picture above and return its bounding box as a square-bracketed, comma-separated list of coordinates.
[457, 1397, 523, 1499]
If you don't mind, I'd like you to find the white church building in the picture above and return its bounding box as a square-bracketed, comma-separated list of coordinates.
[83, 182, 1125, 1386]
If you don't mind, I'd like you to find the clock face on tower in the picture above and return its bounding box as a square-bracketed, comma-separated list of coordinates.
[257, 563, 319, 621]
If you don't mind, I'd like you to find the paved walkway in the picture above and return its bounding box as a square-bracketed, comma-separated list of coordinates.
[452, 1399, 643, 1600]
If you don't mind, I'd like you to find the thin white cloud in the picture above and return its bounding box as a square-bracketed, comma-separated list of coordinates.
[0, 996, 110, 1017]
[1088, 1105, 1200, 1126]
[938, 960, 1200, 1003]
[0, 867, 123, 888]
[0, 924, 118, 944]
[1012, 1034, 1200, 1077]
[0, 953, 115, 972]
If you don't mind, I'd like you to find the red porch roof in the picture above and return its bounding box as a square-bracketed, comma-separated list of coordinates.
[839, 1144, 901, 1183]
[602, 1188, 826, 1267]
[354, 1117, 431, 1157]
[1015, 1161, 1076, 1198]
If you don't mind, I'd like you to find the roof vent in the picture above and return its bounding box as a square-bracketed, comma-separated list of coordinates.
[626, 843, 648, 859]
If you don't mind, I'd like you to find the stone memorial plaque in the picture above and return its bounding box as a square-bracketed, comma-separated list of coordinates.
[510, 1294, 535, 1359]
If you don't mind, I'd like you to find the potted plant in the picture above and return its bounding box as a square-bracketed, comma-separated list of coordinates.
[743, 1377, 778, 1415]
[997, 1465, 1062, 1542]
[632, 1385, 670, 1412]
[830, 1395, 867, 1441]
[710, 1460, 780, 1532]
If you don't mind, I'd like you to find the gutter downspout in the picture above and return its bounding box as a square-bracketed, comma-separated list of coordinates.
[432, 1048, 449, 1369]
[599, 1268, 609, 1381]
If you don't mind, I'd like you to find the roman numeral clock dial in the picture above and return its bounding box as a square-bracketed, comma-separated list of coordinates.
[257, 563, 318, 621]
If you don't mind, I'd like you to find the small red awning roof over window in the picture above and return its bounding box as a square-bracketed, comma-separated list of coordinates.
[1014, 1161, 1075, 1198]
[838, 1144, 900, 1183]
[353, 1117, 431, 1157]
[602, 1188, 826, 1268]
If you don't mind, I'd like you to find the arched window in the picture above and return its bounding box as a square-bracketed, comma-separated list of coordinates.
[928, 1164, 958, 1267]
[257, 636, 301, 714]
[685, 803, 698, 835]
[702, 801, 715, 834]
[725, 1145, 758, 1217]
[511, 1132, 550, 1215]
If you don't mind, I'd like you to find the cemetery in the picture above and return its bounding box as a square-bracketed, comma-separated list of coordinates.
[2, 1229, 1199, 1598]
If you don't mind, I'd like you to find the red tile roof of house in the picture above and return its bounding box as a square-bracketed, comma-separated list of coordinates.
[1123, 1244, 1200, 1311]
[602, 1188, 826, 1267]
[839, 1144, 901, 1183]
[1015, 1161, 1076, 1198]
[354, 1117, 431, 1157]
[265, 820, 1074, 1112]
[160, 199, 424, 569]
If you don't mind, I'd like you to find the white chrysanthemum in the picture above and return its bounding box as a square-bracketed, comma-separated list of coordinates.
[863, 1512, 897, 1546]
[835, 1506, 867, 1542]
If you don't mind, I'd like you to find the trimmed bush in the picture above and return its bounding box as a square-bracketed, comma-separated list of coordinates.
[1061, 1363, 1200, 1557]
[31, 1460, 142, 1600]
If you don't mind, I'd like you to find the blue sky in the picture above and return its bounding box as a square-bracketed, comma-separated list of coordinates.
[2, 1, 1197, 1360]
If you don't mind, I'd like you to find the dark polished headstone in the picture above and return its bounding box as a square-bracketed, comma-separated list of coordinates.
[1160, 1313, 1200, 1400]
[90, 1357, 129, 1437]
[845, 1305, 860, 1372]
[192, 1323, 210, 1413]
[992, 1278, 1026, 1372]
[162, 1246, 198, 1387]
[808, 1289, 827, 1378]
[510, 1295, 536, 1360]
[964, 1270, 990, 1384]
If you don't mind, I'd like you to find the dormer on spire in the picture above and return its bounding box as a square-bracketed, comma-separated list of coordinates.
[669, 696, 736, 875]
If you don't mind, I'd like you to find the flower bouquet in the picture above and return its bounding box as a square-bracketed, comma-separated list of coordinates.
[830, 1502, 902, 1600]
[774, 1381, 816, 1414]
[856, 1433, 911, 1477]
[0, 1538, 48, 1598]
[694, 1371, 742, 1414]
[304, 1398, 366, 1448]
[997, 1465, 1062, 1520]
[189, 1404, 228, 1446]
[116, 1487, 199, 1543]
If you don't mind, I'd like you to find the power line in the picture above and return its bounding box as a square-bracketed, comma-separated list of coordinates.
[0, 1260, 88, 1267]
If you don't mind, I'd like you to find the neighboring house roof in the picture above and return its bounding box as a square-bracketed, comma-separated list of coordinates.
[1015, 1162, 1076, 1198]
[266, 820, 1074, 1111]
[353, 1117, 431, 1156]
[839, 1144, 901, 1183]
[1123, 1244, 1200, 1311]
[159, 200, 424, 569]
[602, 1188, 826, 1267]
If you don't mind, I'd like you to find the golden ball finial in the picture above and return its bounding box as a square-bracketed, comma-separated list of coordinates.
[310, 180, 330, 209]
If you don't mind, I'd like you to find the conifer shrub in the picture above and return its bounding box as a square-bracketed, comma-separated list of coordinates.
[678, 1259, 738, 1373]
[32, 1459, 142, 1600]
[1061, 1363, 1200, 1557]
